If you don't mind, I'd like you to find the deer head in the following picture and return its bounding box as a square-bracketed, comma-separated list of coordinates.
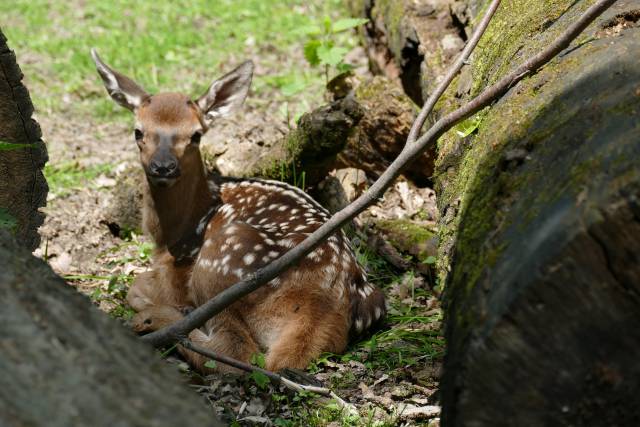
[90, 49, 253, 188]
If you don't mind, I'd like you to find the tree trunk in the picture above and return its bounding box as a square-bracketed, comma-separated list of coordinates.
[431, 2, 640, 426]
[0, 230, 223, 426]
[0, 29, 48, 251]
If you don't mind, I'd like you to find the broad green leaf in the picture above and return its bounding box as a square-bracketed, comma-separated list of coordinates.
[250, 352, 266, 368]
[250, 371, 270, 389]
[294, 24, 322, 36]
[0, 141, 34, 151]
[455, 115, 482, 137]
[204, 360, 217, 369]
[0, 208, 17, 231]
[303, 39, 322, 66]
[332, 18, 369, 33]
[317, 46, 349, 67]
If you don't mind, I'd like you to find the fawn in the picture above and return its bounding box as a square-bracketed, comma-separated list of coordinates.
[91, 49, 386, 372]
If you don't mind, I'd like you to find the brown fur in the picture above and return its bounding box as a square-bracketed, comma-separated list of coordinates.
[95, 59, 386, 373]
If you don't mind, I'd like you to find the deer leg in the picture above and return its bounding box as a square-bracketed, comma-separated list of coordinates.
[126, 271, 157, 312]
[264, 312, 349, 371]
[127, 255, 192, 312]
[181, 311, 261, 374]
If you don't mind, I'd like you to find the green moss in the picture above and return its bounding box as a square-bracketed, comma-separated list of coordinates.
[376, 218, 437, 262]
[431, 0, 636, 336]
[372, 0, 411, 59]
[469, 0, 581, 96]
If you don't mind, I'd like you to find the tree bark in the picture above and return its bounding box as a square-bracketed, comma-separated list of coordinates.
[205, 95, 365, 186]
[347, 0, 472, 107]
[336, 76, 436, 184]
[431, 2, 640, 426]
[0, 230, 223, 426]
[0, 28, 48, 251]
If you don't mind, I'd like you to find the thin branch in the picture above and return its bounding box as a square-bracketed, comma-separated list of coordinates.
[406, 0, 502, 145]
[180, 339, 358, 415]
[142, 0, 617, 348]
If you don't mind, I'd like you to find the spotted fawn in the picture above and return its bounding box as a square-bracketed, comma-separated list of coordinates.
[91, 49, 386, 372]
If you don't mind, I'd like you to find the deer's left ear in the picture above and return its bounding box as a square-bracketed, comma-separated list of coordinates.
[196, 60, 253, 127]
[90, 48, 150, 111]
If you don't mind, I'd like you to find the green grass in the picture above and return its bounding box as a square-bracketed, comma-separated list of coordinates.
[0, 0, 357, 120]
[44, 161, 113, 196]
[314, 239, 445, 374]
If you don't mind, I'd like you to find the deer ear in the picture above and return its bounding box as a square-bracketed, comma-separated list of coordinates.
[196, 60, 253, 127]
[90, 48, 149, 111]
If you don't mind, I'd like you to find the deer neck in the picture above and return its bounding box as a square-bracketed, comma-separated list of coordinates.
[142, 159, 217, 260]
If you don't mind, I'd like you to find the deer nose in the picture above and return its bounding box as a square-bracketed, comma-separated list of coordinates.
[149, 159, 178, 177]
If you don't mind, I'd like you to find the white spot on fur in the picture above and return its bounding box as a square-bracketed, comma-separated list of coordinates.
[243, 253, 256, 265]
[355, 318, 363, 332]
[374, 307, 382, 319]
[254, 244, 264, 251]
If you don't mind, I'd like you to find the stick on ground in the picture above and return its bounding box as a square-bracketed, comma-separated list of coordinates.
[180, 339, 358, 415]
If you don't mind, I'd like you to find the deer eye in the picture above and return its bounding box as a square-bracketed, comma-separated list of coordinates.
[134, 129, 144, 141]
[143, 318, 152, 325]
[190, 132, 202, 145]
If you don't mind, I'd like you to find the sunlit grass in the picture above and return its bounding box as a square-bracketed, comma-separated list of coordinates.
[0, 0, 354, 120]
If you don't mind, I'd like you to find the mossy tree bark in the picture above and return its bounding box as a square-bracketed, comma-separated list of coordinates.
[347, 0, 472, 106]
[0, 231, 223, 426]
[210, 95, 364, 186]
[0, 28, 48, 250]
[351, 0, 640, 425]
[430, 1, 640, 426]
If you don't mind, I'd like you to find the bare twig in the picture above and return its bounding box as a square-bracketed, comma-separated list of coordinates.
[142, 0, 617, 348]
[180, 339, 358, 415]
[406, 0, 502, 145]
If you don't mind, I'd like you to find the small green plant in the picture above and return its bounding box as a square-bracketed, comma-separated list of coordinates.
[302, 17, 368, 84]
[249, 352, 270, 389]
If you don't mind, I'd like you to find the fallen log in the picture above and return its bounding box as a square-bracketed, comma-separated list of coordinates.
[432, 2, 640, 426]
